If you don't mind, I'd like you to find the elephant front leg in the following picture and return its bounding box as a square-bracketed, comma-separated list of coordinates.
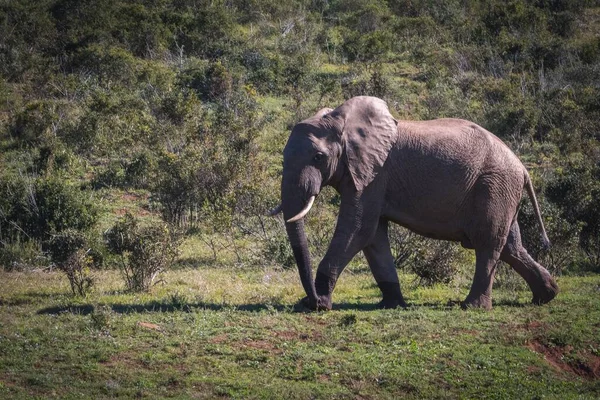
[312, 249, 362, 311]
[311, 192, 384, 311]
[363, 220, 407, 309]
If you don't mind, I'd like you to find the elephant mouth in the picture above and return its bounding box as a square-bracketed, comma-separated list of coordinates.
[268, 195, 316, 223]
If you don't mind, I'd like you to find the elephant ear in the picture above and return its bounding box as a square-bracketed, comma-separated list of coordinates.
[332, 97, 398, 192]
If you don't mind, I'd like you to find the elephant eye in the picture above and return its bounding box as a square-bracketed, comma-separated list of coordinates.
[313, 153, 324, 162]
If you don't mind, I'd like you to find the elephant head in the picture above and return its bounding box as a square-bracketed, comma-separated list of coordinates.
[271, 96, 398, 306]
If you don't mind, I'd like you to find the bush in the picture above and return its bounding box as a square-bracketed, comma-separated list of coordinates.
[26, 178, 98, 242]
[0, 240, 47, 272]
[152, 84, 263, 228]
[104, 213, 181, 292]
[388, 225, 462, 286]
[91, 161, 126, 189]
[0, 174, 98, 248]
[46, 229, 96, 296]
[410, 239, 461, 286]
[0, 173, 98, 271]
[544, 160, 600, 273]
[388, 225, 421, 269]
[519, 199, 582, 275]
[91, 152, 155, 190]
[71, 44, 138, 86]
[10, 101, 59, 146]
[263, 234, 295, 269]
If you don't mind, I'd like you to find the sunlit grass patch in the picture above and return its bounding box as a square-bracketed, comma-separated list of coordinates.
[1, 268, 598, 399]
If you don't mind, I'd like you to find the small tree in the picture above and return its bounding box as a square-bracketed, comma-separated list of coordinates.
[104, 213, 180, 292]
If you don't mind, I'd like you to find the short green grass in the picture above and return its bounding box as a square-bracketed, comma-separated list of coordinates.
[1, 268, 599, 399]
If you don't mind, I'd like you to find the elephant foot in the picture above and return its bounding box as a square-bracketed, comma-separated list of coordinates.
[377, 298, 408, 309]
[531, 275, 559, 305]
[377, 281, 407, 309]
[461, 293, 492, 310]
[299, 295, 332, 311]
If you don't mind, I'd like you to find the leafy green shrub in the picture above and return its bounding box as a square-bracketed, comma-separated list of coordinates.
[475, 76, 540, 142]
[388, 226, 421, 270]
[92, 152, 156, 190]
[241, 49, 284, 94]
[410, 240, 461, 286]
[519, 199, 582, 275]
[46, 229, 96, 296]
[178, 60, 235, 102]
[544, 160, 600, 273]
[0, 240, 47, 272]
[388, 226, 463, 285]
[63, 88, 156, 156]
[152, 84, 263, 228]
[124, 152, 155, 189]
[34, 142, 73, 176]
[168, 1, 239, 59]
[0, 174, 98, 270]
[91, 162, 126, 189]
[104, 213, 181, 292]
[0, 175, 98, 244]
[341, 67, 391, 100]
[26, 178, 98, 242]
[71, 44, 138, 86]
[152, 149, 204, 227]
[10, 101, 58, 146]
[0, 0, 57, 80]
[263, 235, 295, 269]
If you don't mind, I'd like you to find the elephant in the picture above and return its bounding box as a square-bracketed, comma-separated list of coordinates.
[269, 96, 559, 311]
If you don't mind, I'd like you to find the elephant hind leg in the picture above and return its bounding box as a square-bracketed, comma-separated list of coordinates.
[462, 247, 502, 310]
[500, 221, 558, 305]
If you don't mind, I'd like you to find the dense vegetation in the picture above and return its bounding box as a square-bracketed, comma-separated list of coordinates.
[1, 1, 600, 278]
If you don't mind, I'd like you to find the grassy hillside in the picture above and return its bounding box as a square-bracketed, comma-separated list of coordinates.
[1, 2, 600, 397]
[0, 0, 600, 272]
[1, 0, 600, 275]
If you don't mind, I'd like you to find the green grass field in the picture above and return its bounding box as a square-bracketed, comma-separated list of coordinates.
[1, 268, 598, 399]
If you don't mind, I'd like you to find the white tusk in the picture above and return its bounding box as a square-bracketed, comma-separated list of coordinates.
[286, 196, 315, 223]
[267, 203, 283, 217]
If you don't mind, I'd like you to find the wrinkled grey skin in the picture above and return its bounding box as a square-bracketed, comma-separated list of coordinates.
[277, 96, 558, 311]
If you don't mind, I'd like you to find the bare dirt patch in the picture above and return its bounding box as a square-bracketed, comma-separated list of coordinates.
[503, 320, 548, 333]
[243, 339, 280, 353]
[121, 192, 148, 202]
[210, 334, 229, 344]
[274, 329, 322, 342]
[100, 351, 150, 371]
[137, 321, 162, 331]
[115, 207, 151, 216]
[528, 340, 600, 379]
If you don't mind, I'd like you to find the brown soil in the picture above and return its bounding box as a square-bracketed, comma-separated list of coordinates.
[121, 192, 148, 202]
[527, 340, 600, 379]
[137, 321, 162, 331]
[115, 207, 151, 216]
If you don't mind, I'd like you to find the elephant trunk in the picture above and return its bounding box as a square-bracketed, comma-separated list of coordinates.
[285, 219, 318, 304]
[280, 174, 319, 305]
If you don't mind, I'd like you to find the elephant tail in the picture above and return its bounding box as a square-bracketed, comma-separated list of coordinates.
[524, 172, 551, 250]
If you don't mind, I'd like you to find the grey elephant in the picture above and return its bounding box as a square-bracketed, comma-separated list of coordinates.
[270, 96, 558, 310]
